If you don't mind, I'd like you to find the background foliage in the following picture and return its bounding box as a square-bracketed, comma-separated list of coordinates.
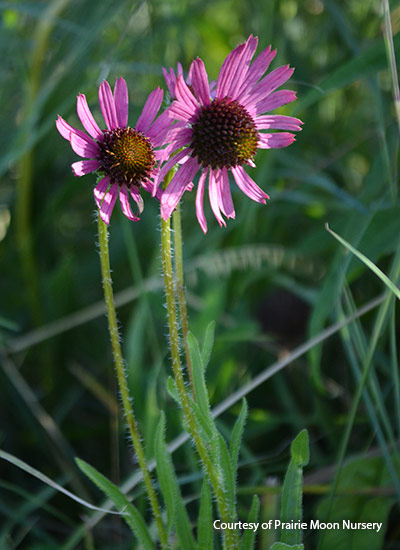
[1, 0, 400, 548]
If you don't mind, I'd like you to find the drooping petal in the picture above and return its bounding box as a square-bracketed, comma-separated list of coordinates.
[161, 157, 199, 220]
[155, 148, 189, 195]
[114, 78, 129, 128]
[93, 176, 111, 208]
[208, 169, 226, 227]
[98, 80, 118, 130]
[76, 94, 103, 140]
[258, 132, 296, 149]
[142, 179, 162, 200]
[99, 183, 119, 225]
[119, 184, 140, 221]
[256, 114, 303, 131]
[231, 165, 269, 204]
[72, 159, 100, 176]
[217, 167, 235, 219]
[70, 132, 99, 158]
[255, 90, 297, 115]
[129, 186, 144, 214]
[136, 87, 164, 133]
[196, 168, 208, 233]
[191, 58, 210, 106]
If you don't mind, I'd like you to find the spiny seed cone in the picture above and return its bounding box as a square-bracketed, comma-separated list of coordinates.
[97, 127, 155, 187]
[190, 98, 259, 170]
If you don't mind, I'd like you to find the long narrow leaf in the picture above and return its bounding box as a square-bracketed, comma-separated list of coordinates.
[75, 458, 153, 550]
[326, 224, 400, 300]
[242, 495, 260, 550]
[154, 412, 176, 533]
[198, 476, 213, 550]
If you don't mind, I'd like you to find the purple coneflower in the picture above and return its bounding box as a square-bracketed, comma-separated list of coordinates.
[56, 78, 170, 224]
[158, 36, 303, 233]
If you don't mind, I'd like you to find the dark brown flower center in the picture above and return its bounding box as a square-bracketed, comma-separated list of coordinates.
[190, 98, 259, 170]
[97, 127, 155, 187]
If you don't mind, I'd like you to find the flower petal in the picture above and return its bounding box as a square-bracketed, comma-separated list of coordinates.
[174, 75, 199, 116]
[99, 80, 118, 130]
[255, 90, 297, 115]
[161, 157, 199, 220]
[208, 169, 226, 227]
[155, 148, 189, 195]
[146, 109, 172, 146]
[258, 132, 296, 149]
[256, 114, 303, 131]
[70, 132, 98, 158]
[136, 87, 164, 133]
[196, 168, 208, 233]
[72, 159, 100, 176]
[114, 77, 129, 128]
[216, 35, 258, 99]
[191, 57, 210, 106]
[94, 176, 111, 209]
[231, 165, 269, 204]
[236, 46, 276, 101]
[99, 183, 119, 225]
[119, 184, 140, 221]
[130, 186, 144, 214]
[243, 65, 294, 109]
[76, 94, 103, 140]
[56, 115, 88, 142]
[217, 167, 235, 219]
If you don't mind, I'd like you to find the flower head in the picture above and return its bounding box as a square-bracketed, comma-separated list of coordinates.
[56, 78, 170, 224]
[159, 36, 303, 232]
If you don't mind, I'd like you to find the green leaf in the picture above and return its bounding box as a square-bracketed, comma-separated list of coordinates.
[154, 412, 176, 533]
[75, 458, 153, 550]
[230, 398, 248, 476]
[270, 543, 304, 550]
[187, 332, 213, 420]
[167, 376, 181, 406]
[242, 495, 260, 550]
[189, 395, 215, 443]
[290, 429, 309, 467]
[201, 321, 215, 371]
[326, 224, 400, 300]
[280, 430, 309, 546]
[211, 433, 236, 516]
[153, 413, 196, 550]
[197, 476, 213, 550]
[316, 456, 394, 550]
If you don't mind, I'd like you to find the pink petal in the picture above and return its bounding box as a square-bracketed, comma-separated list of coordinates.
[161, 158, 199, 220]
[76, 94, 103, 140]
[216, 43, 245, 99]
[216, 36, 258, 99]
[56, 115, 88, 142]
[130, 186, 144, 214]
[256, 90, 297, 115]
[167, 100, 196, 123]
[163, 66, 176, 97]
[217, 167, 235, 219]
[231, 165, 269, 204]
[196, 168, 208, 233]
[146, 109, 173, 146]
[114, 78, 129, 128]
[236, 46, 276, 101]
[155, 148, 189, 195]
[256, 114, 303, 131]
[72, 159, 100, 176]
[228, 36, 259, 99]
[208, 170, 226, 227]
[70, 132, 98, 158]
[136, 87, 164, 133]
[191, 58, 210, 106]
[142, 179, 162, 200]
[119, 184, 140, 221]
[243, 66, 294, 110]
[99, 183, 119, 225]
[258, 132, 296, 149]
[99, 80, 118, 130]
[94, 176, 111, 208]
[174, 75, 199, 115]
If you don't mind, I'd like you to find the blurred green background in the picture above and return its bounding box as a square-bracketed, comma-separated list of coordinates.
[1, 0, 400, 548]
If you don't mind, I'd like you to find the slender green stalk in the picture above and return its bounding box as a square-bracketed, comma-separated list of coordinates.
[160, 214, 239, 550]
[172, 205, 195, 398]
[97, 216, 168, 550]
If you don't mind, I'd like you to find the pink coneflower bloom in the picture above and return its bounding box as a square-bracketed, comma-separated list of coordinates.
[158, 35, 303, 233]
[56, 78, 170, 224]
